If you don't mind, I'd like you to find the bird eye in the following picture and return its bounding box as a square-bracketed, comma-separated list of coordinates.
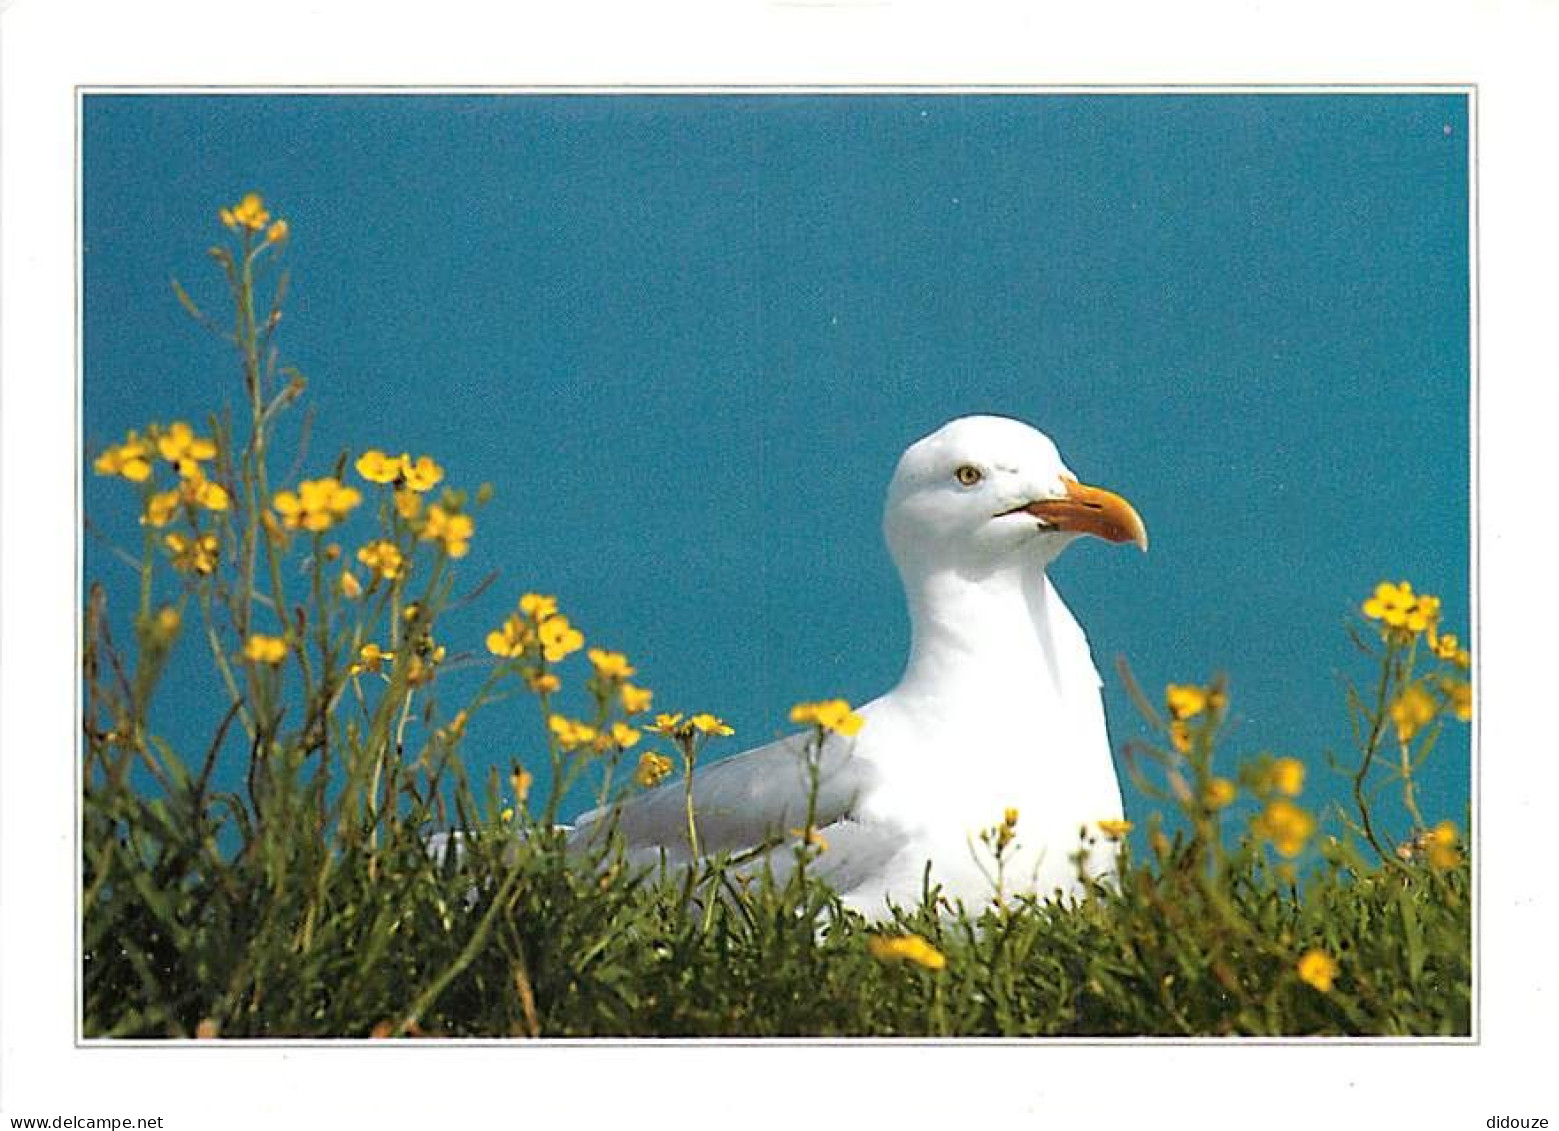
[954, 465, 983, 487]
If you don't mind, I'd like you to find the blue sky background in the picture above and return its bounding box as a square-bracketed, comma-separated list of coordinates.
[82, 92, 1471, 850]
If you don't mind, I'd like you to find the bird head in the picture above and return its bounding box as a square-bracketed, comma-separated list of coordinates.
[883, 415, 1147, 578]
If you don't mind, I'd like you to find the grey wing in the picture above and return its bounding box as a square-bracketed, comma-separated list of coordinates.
[572, 728, 875, 858]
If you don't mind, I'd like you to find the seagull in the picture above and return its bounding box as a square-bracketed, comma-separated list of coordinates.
[572, 415, 1147, 916]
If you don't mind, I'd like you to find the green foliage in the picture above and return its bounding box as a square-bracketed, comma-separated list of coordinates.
[81, 192, 1471, 1040]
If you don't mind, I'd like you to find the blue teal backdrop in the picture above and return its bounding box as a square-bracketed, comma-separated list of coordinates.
[83, 92, 1471, 854]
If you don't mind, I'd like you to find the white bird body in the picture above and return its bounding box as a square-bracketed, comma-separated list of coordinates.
[573, 415, 1145, 917]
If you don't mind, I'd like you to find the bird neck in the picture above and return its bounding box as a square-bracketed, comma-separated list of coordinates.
[894, 563, 1093, 711]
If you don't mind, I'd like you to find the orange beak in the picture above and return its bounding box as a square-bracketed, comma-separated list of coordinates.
[1015, 476, 1148, 551]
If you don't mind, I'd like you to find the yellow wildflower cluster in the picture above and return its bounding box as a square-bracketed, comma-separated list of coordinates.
[487, 593, 587, 666]
[355, 449, 447, 529]
[356, 449, 445, 492]
[420, 504, 474, 559]
[221, 192, 267, 233]
[1251, 798, 1316, 858]
[356, 540, 405, 581]
[790, 825, 830, 853]
[1425, 821, 1462, 870]
[406, 639, 447, 687]
[789, 698, 866, 736]
[634, 750, 675, 788]
[94, 430, 154, 482]
[1202, 777, 1237, 810]
[1391, 683, 1438, 743]
[1432, 631, 1471, 669]
[1400, 820, 1462, 870]
[588, 648, 636, 680]
[982, 807, 1021, 855]
[620, 682, 654, 714]
[1165, 681, 1225, 754]
[548, 715, 598, 752]
[243, 633, 287, 666]
[95, 421, 231, 524]
[348, 642, 394, 676]
[867, 933, 947, 971]
[599, 722, 642, 752]
[218, 192, 288, 244]
[1362, 580, 1440, 636]
[272, 477, 362, 533]
[165, 531, 220, 576]
[1246, 755, 1306, 800]
[1296, 948, 1339, 993]
[648, 712, 735, 739]
[1441, 678, 1472, 722]
[1267, 757, 1305, 797]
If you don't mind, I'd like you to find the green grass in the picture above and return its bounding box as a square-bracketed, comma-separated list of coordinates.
[81, 191, 1472, 1040]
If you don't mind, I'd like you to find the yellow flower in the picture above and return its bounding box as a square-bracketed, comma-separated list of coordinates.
[1165, 684, 1209, 721]
[356, 540, 405, 581]
[154, 605, 181, 637]
[537, 615, 584, 663]
[164, 532, 220, 575]
[155, 421, 217, 464]
[1432, 632, 1471, 669]
[393, 489, 422, 521]
[1096, 819, 1134, 840]
[790, 699, 865, 736]
[1003, 807, 1019, 828]
[1391, 683, 1437, 743]
[525, 671, 561, 695]
[791, 826, 830, 853]
[1363, 580, 1440, 637]
[1362, 580, 1415, 626]
[222, 192, 271, 232]
[868, 934, 947, 971]
[1203, 777, 1237, 810]
[178, 464, 231, 512]
[634, 751, 674, 788]
[548, 715, 598, 751]
[1297, 949, 1338, 993]
[511, 770, 534, 804]
[1252, 799, 1316, 858]
[486, 614, 532, 658]
[500, 807, 515, 824]
[355, 449, 402, 484]
[243, 633, 287, 666]
[1445, 679, 1472, 722]
[588, 648, 636, 680]
[1269, 757, 1306, 797]
[620, 682, 654, 714]
[611, 722, 642, 749]
[519, 593, 559, 621]
[266, 219, 289, 244]
[349, 642, 393, 675]
[398, 454, 444, 493]
[420, 504, 474, 558]
[690, 713, 734, 737]
[1406, 593, 1441, 635]
[405, 641, 446, 686]
[93, 431, 153, 482]
[647, 713, 686, 735]
[339, 570, 363, 599]
[273, 477, 362, 532]
[1426, 820, 1462, 870]
[143, 490, 182, 528]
